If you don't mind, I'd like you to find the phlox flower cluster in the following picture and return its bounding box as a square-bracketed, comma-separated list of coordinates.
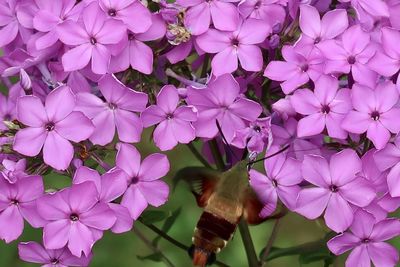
[0, 0, 399, 266]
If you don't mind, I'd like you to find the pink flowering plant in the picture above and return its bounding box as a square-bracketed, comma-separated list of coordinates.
[0, 0, 399, 266]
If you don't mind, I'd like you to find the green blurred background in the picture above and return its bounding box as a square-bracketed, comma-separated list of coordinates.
[0, 129, 399, 267]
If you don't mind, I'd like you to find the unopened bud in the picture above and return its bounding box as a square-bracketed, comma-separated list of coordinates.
[3, 120, 20, 130]
[19, 69, 32, 91]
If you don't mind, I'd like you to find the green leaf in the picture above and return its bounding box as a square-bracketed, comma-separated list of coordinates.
[137, 252, 163, 262]
[152, 208, 182, 246]
[140, 210, 171, 224]
[298, 249, 334, 264]
[166, 0, 176, 3]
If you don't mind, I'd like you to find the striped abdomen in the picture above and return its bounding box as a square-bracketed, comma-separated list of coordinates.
[191, 211, 237, 266]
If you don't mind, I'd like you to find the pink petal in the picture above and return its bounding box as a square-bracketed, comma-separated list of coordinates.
[13, 127, 46, 157]
[115, 110, 142, 143]
[43, 132, 73, 170]
[196, 28, 231, 53]
[375, 81, 398, 113]
[116, 143, 141, 178]
[122, 185, 148, 219]
[0, 21, 18, 47]
[89, 110, 115, 146]
[329, 149, 361, 186]
[139, 153, 169, 181]
[346, 246, 371, 267]
[368, 51, 400, 77]
[18, 242, 49, 264]
[314, 75, 338, 104]
[100, 169, 127, 202]
[118, 2, 152, 34]
[157, 85, 179, 114]
[73, 166, 101, 193]
[184, 3, 210, 35]
[68, 222, 94, 257]
[387, 163, 400, 197]
[327, 233, 359, 255]
[210, 1, 239, 32]
[339, 178, 375, 207]
[171, 119, 196, 144]
[368, 242, 399, 267]
[342, 25, 369, 55]
[341, 111, 370, 134]
[371, 219, 400, 241]
[0, 206, 23, 243]
[139, 180, 169, 207]
[91, 44, 111, 74]
[62, 44, 92, 72]
[301, 154, 331, 187]
[128, 40, 153, 74]
[290, 89, 320, 115]
[320, 9, 348, 39]
[380, 108, 400, 134]
[141, 105, 165, 127]
[55, 111, 93, 142]
[350, 209, 375, 238]
[96, 19, 125, 44]
[276, 185, 300, 210]
[36, 193, 70, 220]
[229, 98, 262, 121]
[108, 203, 133, 234]
[281, 72, 309, 94]
[237, 44, 263, 72]
[237, 18, 270, 44]
[263, 61, 299, 82]
[80, 203, 116, 230]
[82, 2, 106, 35]
[67, 182, 98, 213]
[299, 5, 321, 39]
[366, 122, 391, 150]
[45, 86, 75, 122]
[296, 113, 325, 137]
[57, 20, 88, 45]
[174, 106, 197, 121]
[43, 220, 70, 250]
[324, 193, 353, 232]
[296, 188, 330, 219]
[211, 47, 238, 76]
[17, 96, 47, 127]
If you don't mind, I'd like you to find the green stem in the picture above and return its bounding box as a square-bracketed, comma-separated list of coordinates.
[239, 219, 260, 267]
[140, 221, 229, 267]
[261, 219, 281, 267]
[133, 227, 176, 267]
[261, 238, 329, 262]
[208, 139, 225, 171]
[201, 54, 210, 78]
[186, 142, 212, 168]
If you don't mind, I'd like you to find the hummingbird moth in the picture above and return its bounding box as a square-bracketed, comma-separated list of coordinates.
[175, 139, 289, 267]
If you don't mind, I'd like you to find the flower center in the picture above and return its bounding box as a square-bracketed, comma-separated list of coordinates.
[10, 198, 19, 205]
[300, 64, 309, 72]
[321, 105, 330, 114]
[166, 113, 174, 120]
[361, 238, 370, 244]
[329, 184, 339, 193]
[108, 102, 117, 110]
[347, 56, 356, 65]
[271, 179, 278, 187]
[70, 213, 79, 222]
[51, 258, 60, 265]
[231, 38, 240, 47]
[108, 8, 117, 16]
[90, 37, 97, 45]
[45, 122, 55, 132]
[254, 1, 262, 9]
[128, 33, 135, 40]
[370, 111, 380, 121]
[314, 36, 321, 44]
[253, 126, 261, 133]
[130, 177, 139, 185]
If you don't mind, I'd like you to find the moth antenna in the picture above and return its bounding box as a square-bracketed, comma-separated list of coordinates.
[247, 144, 290, 166]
